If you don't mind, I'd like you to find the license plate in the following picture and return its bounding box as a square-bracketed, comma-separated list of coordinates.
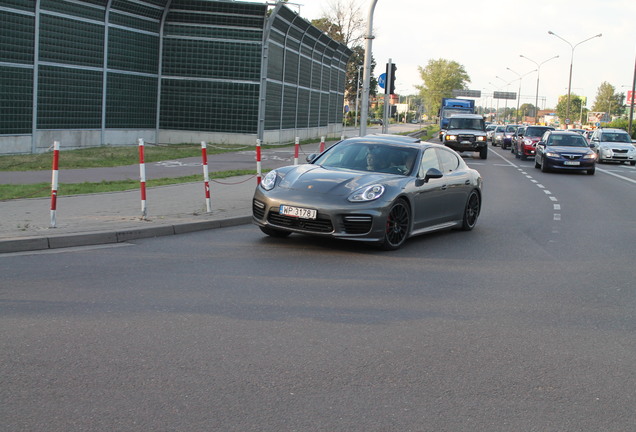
[563, 161, 580, 166]
[279, 204, 317, 219]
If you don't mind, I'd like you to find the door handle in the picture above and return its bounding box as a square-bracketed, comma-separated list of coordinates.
[441, 184, 448, 190]
[465, 180, 470, 185]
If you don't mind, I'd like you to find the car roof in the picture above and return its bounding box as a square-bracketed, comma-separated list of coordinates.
[599, 128, 628, 133]
[364, 133, 421, 143]
[343, 136, 426, 150]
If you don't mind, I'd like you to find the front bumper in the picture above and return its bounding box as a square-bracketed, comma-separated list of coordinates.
[252, 187, 391, 243]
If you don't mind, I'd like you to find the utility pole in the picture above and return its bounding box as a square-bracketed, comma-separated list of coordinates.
[359, 0, 379, 137]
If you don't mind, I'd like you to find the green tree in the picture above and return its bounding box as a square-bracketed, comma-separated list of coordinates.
[556, 94, 584, 124]
[591, 81, 623, 116]
[416, 59, 470, 117]
[519, 103, 537, 118]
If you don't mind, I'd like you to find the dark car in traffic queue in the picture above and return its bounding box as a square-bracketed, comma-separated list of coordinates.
[501, 124, 519, 149]
[513, 125, 555, 160]
[534, 130, 597, 175]
[253, 136, 482, 250]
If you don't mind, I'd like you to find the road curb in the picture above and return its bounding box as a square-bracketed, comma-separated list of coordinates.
[0, 215, 253, 254]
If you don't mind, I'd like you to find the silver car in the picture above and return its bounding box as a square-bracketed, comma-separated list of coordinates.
[589, 128, 636, 165]
[253, 137, 482, 250]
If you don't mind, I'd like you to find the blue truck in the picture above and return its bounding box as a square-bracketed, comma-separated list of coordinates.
[438, 98, 476, 141]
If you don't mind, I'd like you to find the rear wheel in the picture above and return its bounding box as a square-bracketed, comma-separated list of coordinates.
[380, 199, 410, 250]
[461, 190, 481, 231]
[260, 226, 291, 238]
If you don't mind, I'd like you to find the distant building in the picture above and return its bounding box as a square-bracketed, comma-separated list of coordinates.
[0, 1, 352, 154]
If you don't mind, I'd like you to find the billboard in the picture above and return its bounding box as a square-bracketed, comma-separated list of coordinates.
[628, 90, 635, 106]
[493, 91, 517, 100]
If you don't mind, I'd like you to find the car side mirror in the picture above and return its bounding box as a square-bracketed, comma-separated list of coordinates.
[306, 153, 318, 163]
[416, 167, 443, 186]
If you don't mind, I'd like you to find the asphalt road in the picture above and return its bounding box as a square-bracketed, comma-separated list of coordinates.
[2, 142, 635, 431]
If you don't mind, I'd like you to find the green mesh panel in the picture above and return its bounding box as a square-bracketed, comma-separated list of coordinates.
[39, 15, 103, 68]
[40, 0, 105, 21]
[264, 81, 282, 130]
[160, 79, 258, 133]
[37, 66, 102, 129]
[106, 73, 157, 128]
[108, 28, 159, 74]
[3, 0, 35, 12]
[109, 13, 161, 33]
[0, 66, 33, 134]
[0, 11, 34, 65]
[162, 39, 261, 81]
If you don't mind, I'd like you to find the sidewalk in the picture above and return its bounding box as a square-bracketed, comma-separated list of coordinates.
[0, 175, 257, 253]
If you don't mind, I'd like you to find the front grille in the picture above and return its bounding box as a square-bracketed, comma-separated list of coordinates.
[267, 211, 333, 233]
[613, 149, 628, 154]
[252, 199, 265, 219]
[458, 135, 475, 142]
[342, 215, 373, 234]
[561, 153, 582, 160]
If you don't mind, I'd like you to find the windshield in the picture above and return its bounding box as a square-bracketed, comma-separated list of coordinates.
[442, 108, 471, 118]
[601, 132, 631, 143]
[547, 134, 588, 147]
[448, 117, 484, 130]
[318, 141, 419, 175]
[525, 127, 553, 137]
[505, 125, 517, 132]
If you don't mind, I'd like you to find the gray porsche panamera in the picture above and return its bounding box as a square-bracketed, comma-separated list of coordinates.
[252, 136, 482, 250]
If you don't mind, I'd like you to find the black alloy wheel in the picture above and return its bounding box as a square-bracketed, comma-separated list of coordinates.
[381, 199, 410, 250]
[461, 190, 480, 231]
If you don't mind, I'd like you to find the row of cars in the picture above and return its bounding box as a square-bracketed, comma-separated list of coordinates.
[487, 123, 636, 171]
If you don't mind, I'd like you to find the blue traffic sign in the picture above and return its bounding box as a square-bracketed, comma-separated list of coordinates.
[378, 73, 386, 89]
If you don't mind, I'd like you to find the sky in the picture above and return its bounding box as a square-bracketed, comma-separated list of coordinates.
[243, 0, 636, 111]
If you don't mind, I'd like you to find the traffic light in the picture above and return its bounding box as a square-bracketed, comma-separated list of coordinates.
[385, 63, 397, 95]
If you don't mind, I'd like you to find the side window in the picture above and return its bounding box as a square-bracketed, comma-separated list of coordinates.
[418, 149, 441, 177]
[437, 148, 460, 174]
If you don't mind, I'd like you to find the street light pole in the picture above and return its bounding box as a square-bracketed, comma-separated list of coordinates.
[506, 67, 536, 123]
[359, 0, 379, 137]
[548, 31, 602, 122]
[354, 65, 362, 129]
[520, 54, 559, 125]
[629, 52, 636, 138]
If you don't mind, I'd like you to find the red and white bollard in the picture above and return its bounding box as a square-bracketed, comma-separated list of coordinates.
[201, 141, 211, 213]
[294, 137, 300, 165]
[256, 138, 262, 184]
[138, 138, 147, 219]
[49, 140, 60, 228]
[319, 136, 325, 153]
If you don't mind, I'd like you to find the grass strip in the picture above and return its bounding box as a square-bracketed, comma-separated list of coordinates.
[0, 169, 256, 201]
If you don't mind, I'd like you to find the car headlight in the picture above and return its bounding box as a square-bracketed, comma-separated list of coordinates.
[348, 184, 385, 202]
[476, 136, 486, 141]
[445, 134, 457, 141]
[545, 151, 559, 158]
[582, 153, 597, 160]
[261, 170, 277, 191]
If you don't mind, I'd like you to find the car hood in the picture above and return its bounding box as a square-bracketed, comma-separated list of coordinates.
[547, 146, 592, 154]
[598, 142, 634, 149]
[446, 129, 485, 135]
[278, 165, 398, 196]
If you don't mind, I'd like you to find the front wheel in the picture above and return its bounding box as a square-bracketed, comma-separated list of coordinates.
[461, 190, 481, 231]
[630, 161, 636, 166]
[380, 199, 410, 250]
[479, 147, 488, 159]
